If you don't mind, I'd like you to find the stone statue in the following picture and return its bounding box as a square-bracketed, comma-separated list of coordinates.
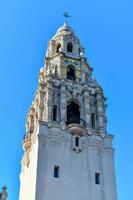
[0, 186, 7, 200]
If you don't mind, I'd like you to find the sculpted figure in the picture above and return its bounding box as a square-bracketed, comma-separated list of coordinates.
[0, 186, 7, 200]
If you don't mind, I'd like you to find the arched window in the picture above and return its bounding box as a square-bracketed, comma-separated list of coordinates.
[67, 65, 76, 81]
[66, 101, 80, 125]
[52, 105, 57, 121]
[56, 43, 61, 53]
[91, 113, 95, 129]
[67, 42, 73, 53]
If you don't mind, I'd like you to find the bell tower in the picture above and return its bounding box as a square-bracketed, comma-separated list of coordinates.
[19, 22, 117, 200]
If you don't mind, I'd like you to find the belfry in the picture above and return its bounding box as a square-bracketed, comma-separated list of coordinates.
[19, 22, 117, 200]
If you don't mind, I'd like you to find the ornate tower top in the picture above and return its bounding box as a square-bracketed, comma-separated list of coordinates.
[54, 22, 74, 37]
[23, 22, 107, 148]
[46, 22, 86, 59]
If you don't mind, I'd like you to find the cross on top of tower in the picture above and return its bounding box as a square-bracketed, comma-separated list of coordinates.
[63, 12, 71, 18]
[63, 12, 71, 24]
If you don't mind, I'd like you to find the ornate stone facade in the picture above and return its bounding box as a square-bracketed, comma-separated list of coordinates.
[19, 22, 117, 200]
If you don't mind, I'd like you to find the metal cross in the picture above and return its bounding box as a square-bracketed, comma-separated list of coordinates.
[63, 12, 71, 23]
[63, 12, 71, 18]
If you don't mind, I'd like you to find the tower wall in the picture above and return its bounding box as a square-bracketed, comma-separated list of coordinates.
[33, 124, 117, 200]
[19, 132, 39, 200]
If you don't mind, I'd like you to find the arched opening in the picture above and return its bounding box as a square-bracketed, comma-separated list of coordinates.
[67, 65, 76, 81]
[66, 101, 80, 125]
[91, 113, 95, 129]
[56, 43, 61, 53]
[52, 105, 57, 121]
[67, 42, 73, 53]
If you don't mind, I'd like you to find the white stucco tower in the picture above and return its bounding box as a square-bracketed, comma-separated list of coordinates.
[19, 22, 117, 200]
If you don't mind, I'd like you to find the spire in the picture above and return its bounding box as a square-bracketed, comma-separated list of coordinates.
[0, 186, 8, 200]
[63, 21, 68, 28]
[55, 22, 74, 36]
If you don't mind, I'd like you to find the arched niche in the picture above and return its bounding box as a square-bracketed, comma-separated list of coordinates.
[90, 113, 96, 129]
[67, 65, 76, 81]
[66, 101, 80, 125]
[56, 43, 61, 53]
[67, 42, 73, 53]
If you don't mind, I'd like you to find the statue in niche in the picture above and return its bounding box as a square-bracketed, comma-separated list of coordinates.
[0, 186, 8, 200]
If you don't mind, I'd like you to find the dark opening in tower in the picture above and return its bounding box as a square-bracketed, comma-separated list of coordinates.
[66, 101, 80, 125]
[67, 42, 73, 53]
[91, 113, 95, 129]
[67, 65, 76, 81]
[52, 105, 57, 121]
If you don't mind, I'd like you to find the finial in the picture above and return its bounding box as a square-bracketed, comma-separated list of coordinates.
[0, 185, 8, 200]
[63, 12, 71, 24]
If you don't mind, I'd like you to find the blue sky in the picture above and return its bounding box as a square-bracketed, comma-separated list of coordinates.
[0, 0, 133, 199]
